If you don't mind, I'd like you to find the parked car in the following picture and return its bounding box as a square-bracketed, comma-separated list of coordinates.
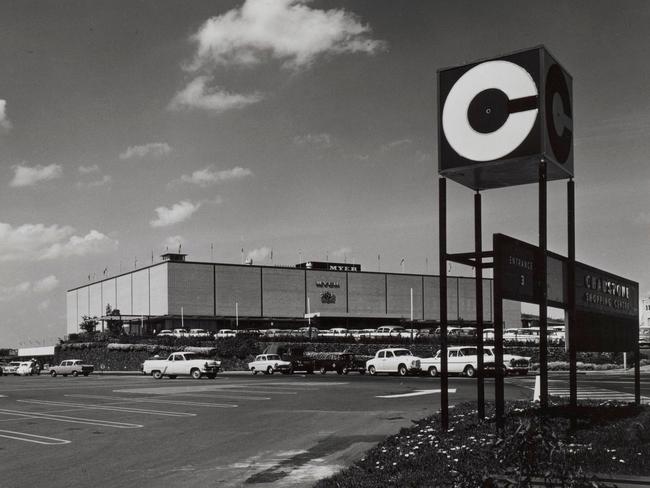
[16, 361, 37, 376]
[215, 329, 236, 339]
[2, 361, 21, 375]
[308, 352, 370, 374]
[188, 328, 211, 338]
[640, 326, 650, 347]
[548, 326, 566, 345]
[262, 328, 284, 337]
[483, 328, 495, 341]
[296, 326, 319, 338]
[157, 329, 174, 337]
[248, 354, 292, 375]
[366, 348, 422, 376]
[372, 326, 408, 338]
[351, 329, 376, 340]
[483, 346, 530, 376]
[504, 327, 540, 344]
[264, 345, 316, 373]
[49, 359, 94, 377]
[421, 346, 482, 378]
[142, 352, 220, 379]
[319, 328, 350, 338]
[172, 328, 188, 338]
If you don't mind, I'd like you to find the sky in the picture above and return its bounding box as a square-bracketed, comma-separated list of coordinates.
[1, 0, 649, 348]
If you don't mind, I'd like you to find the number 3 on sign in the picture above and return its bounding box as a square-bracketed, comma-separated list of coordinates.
[520, 275, 525, 286]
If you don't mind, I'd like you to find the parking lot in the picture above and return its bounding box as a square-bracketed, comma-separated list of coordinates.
[0, 371, 648, 487]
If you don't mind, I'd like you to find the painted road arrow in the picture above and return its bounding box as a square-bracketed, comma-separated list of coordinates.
[376, 388, 456, 399]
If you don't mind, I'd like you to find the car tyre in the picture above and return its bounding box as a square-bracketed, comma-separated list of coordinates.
[72, 371, 78, 377]
[191, 369, 202, 380]
[428, 366, 439, 377]
[251, 368, 257, 375]
[50, 370, 57, 377]
[368, 365, 376, 376]
[398, 364, 408, 376]
[464, 365, 476, 378]
[319, 367, 327, 375]
[152, 370, 163, 380]
[266, 366, 274, 375]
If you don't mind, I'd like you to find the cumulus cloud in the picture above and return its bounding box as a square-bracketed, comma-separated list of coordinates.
[168, 76, 262, 113]
[78, 164, 100, 174]
[189, 0, 385, 70]
[0, 99, 12, 131]
[150, 200, 201, 228]
[10, 163, 62, 187]
[379, 138, 412, 153]
[293, 133, 332, 148]
[0, 222, 118, 262]
[0, 275, 59, 302]
[76, 174, 112, 188]
[246, 246, 271, 263]
[119, 142, 171, 160]
[33, 275, 59, 293]
[180, 166, 253, 187]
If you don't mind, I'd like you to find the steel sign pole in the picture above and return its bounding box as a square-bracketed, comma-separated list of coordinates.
[568, 179, 577, 423]
[439, 177, 449, 431]
[475, 191, 485, 420]
[493, 235, 504, 429]
[539, 162, 549, 408]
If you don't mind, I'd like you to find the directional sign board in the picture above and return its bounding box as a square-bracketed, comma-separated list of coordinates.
[493, 233, 638, 352]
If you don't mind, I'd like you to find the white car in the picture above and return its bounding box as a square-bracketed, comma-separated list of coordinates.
[372, 326, 408, 338]
[157, 329, 174, 337]
[248, 354, 292, 375]
[188, 328, 211, 338]
[172, 328, 188, 338]
[215, 329, 236, 339]
[484, 346, 530, 376]
[16, 362, 35, 376]
[2, 361, 21, 375]
[421, 346, 482, 377]
[142, 352, 220, 379]
[365, 348, 422, 376]
[319, 328, 349, 338]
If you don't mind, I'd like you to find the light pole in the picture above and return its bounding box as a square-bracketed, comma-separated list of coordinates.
[235, 301, 239, 331]
[410, 287, 414, 343]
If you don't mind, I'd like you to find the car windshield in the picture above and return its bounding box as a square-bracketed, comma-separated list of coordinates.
[266, 354, 281, 360]
[183, 353, 211, 360]
[393, 350, 412, 357]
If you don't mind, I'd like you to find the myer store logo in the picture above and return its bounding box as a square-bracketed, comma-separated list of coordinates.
[316, 280, 339, 304]
[316, 280, 340, 288]
[320, 291, 336, 304]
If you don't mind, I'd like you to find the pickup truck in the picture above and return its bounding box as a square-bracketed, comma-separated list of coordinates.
[142, 352, 220, 379]
[49, 359, 94, 377]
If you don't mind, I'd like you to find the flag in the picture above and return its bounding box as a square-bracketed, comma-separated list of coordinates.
[400, 258, 405, 265]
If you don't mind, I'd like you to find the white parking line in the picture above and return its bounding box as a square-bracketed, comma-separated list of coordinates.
[0, 429, 70, 445]
[66, 394, 241, 407]
[0, 408, 143, 428]
[114, 385, 297, 396]
[377, 388, 457, 399]
[17, 399, 205, 416]
[161, 392, 271, 401]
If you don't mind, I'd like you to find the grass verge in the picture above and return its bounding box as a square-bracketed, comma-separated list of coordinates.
[315, 400, 650, 487]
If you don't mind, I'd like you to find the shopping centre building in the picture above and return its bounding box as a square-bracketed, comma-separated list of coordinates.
[66, 253, 521, 335]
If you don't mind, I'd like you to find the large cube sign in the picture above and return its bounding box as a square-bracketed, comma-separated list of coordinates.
[438, 46, 573, 190]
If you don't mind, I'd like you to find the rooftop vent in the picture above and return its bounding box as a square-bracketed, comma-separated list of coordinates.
[160, 253, 187, 262]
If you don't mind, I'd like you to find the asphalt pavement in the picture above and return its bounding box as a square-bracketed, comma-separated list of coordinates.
[0, 371, 647, 488]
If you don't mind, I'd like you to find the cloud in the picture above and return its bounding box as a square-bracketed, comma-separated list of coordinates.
[33, 275, 59, 293]
[293, 133, 332, 148]
[10, 163, 62, 187]
[76, 174, 112, 188]
[119, 142, 171, 160]
[379, 138, 412, 153]
[39, 229, 119, 260]
[246, 246, 271, 263]
[0, 275, 59, 302]
[0, 99, 12, 131]
[189, 0, 385, 70]
[169, 76, 262, 113]
[180, 166, 253, 187]
[78, 164, 100, 174]
[162, 235, 186, 252]
[38, 299, 51, 311]
[150, 200, 201, 228]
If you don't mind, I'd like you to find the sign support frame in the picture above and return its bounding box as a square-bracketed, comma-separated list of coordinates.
[475, 191, 485, 420]
[539, 161, 549, 408]
[438, 177, 449, 431]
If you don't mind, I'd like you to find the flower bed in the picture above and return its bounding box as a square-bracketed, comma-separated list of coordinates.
[315, 400, 650, 488]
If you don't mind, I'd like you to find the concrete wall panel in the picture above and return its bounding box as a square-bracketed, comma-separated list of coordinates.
[306, 270, 347, 316]
[149, 264, 168, 316]
[116, 274, 132, 315]
[89, 283, 102, 318]
[102, 279, 117, 316]
[215, 265, 261, 317]
[132, 269, 149, 316]
[66, 291, 77, 334]
[348, 273, 385, 316]
[387, 274, 423, 319]
[262, 268, 304, 317]
[423, 276, 440, 321]
[168, 263, 213, 315]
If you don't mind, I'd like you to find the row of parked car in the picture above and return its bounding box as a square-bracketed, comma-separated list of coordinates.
[1, 359, 94, 377]
[154, 325, 565, 344]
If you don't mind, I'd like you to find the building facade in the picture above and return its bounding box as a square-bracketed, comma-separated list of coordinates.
[66, 255, 521, 335]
